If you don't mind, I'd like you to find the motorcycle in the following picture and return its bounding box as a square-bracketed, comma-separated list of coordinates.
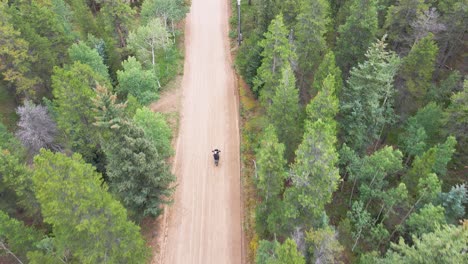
[212, 149, 221, 166]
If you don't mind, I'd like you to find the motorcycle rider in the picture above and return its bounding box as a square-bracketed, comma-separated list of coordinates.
[212, 149, 221, 166]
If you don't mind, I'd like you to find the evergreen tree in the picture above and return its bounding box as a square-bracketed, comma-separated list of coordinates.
[438, 184, 467, 224]
[32, 149, 149, 263]
[444, 81, 467, 164]
[52, 62, 107, 162]
[306, 74, 339, 123]
[285, 118, 339, 226]
[384, 0, 428, 52]
[378, 223, 468, 263]
[294, 0, 330, 92]
[93, 85, 175, 218]
[404, 136, 456, 196]
[312, 51, 343, 96]
[256, 0, 281, 33]
[406, 203, 446, 237]
[267, 64, 302, 160]
[0, 210, 42, 263]
[340, 38, 400, 153]
[254, 15, 296, 103]
[255, 125, 287, 236]
[399, 34, 438, 106]
[335, 0, 378, 76]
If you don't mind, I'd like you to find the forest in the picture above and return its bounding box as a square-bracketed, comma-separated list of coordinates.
[233, 0, 467, 263]
[0, 0, 188, 262]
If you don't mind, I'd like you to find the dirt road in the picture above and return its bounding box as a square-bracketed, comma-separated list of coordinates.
[157, 0, 242, 263]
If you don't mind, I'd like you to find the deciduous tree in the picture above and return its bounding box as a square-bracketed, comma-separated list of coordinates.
[133, 107, 173, 159]
[32, 150, 149, 263]
[15, 101, 58, 155]
[117, 56, 159, 104]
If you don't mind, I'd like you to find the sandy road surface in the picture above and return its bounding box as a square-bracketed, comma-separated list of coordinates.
[157, 0, 242, 263]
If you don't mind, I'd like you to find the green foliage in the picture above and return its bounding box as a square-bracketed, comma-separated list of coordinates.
[294, 0, 330, 91]
[117, 56, 159, 104]
[267, 64, 302, 160]
[399, 34, 438, 104]
[0, 122, 23, 155]
[399, 102, 446, 161]
[286, 118, 339, 226]
[351, 146, 403, 206]
[32, 149, 149, 263]
[444, 81, 468, 163]
[255, 125, 287, 236]
[438, 184, 467, 224]
[305, 226, 344, 264]
[312, 51, 343, 96]
[340, 38, 400, 153]
[52, 62, 105, 162]
[335, 0, 378, 75]
[256, 239, 305, 264]
[235, 33, 263, 87]
[0, 210, 42, 261]
[0, 150, 40, 217]
[406, 204, 446, 237]
[384, 0, 428, 51]
[68, 42, 110, 81]
[377, 224, 468, 263]
[140, 0, 188, 32]
[255, 0, 281, 33]
[306, 74, 339, 123]
[93, 85, 175, 218]
[8, 0, 72, 92]
[0, 1, 38, 98]
[128, 18, 171, 68]
[133, 107, 173, 159]
[254, 15, 296, 102]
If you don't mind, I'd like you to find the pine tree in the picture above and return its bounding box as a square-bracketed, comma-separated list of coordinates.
[93, 85, 175, 218]
[399, 33, 438, 105]
[255, 125, 287, 236]
[294, 0, 330, 92]
[285, 118, 339, 226]
[335, 0, 378, 76]
[0, 210, 42, 262]
[384, 0, 428, 52]
[254, 15, 296, 103]
[312, 51, 343, 96]
[52, 62, 107, 162]
[32, 149, 149, 263]
[378, 223, 468, 263]
[340, 38, 400, 153]
[267, 64, 302, 160]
